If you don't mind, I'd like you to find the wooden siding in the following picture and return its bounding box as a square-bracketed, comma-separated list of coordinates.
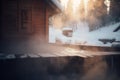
[1, 0, 49, 41]
[2, 0, 18, 35]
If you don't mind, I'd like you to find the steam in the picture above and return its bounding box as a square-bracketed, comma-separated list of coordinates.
[84, 0, 89, 18]
[50, 0, 110, 30]
[82, 57, 108, 80]
[50, 14, 64, 29]
[72, 0, 81, 14]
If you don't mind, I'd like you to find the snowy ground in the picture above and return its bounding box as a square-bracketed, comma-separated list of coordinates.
[49, 22, 120, 47]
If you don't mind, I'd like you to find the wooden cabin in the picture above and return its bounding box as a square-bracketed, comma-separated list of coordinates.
[1, 0, 60, 42]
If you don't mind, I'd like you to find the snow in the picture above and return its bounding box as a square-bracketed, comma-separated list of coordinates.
[62, 27, 73, 31]
[86, 22, 120, 46]
[49, 22, 120, 47]
[49, 26, 56, 43]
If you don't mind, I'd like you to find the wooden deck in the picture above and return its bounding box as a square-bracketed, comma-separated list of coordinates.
[0, 44, 120, 59]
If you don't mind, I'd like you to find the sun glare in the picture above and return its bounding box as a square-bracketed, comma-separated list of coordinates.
[104, 0, 111, 14]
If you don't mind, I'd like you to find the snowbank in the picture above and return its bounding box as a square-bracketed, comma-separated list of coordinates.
[49, 22, 120, 47]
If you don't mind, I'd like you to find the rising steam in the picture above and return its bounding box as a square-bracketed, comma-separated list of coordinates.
[84, 0, 89, 18]
[50, 0, 109, 30]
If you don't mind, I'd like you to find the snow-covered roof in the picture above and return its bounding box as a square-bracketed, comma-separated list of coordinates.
[51, 0, 63, 10]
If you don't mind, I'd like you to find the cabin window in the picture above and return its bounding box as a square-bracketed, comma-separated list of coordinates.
[21, 9, 28, 30]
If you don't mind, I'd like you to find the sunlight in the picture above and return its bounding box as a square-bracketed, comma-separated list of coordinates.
[104, 0, 111, 14]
